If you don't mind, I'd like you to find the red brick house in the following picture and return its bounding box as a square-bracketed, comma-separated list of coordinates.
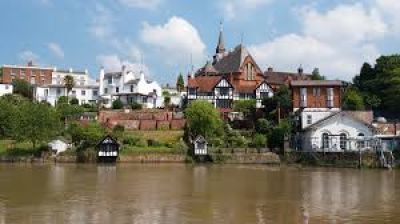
[1, 61, 53, 85]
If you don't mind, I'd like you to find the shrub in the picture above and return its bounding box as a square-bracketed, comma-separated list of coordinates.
[147, 139, 162, 147]
[122, 135, 141, 146]
[255, 118, 271, 134]
[252, 134, 267, 149]
[131, 102, 142, 110]
[112, 99, 124, 109]
[69, 98, 79, 105]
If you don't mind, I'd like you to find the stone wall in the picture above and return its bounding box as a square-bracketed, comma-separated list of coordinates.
[99, 110, 186, 130]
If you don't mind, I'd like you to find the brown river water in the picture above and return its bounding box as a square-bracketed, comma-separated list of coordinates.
[0, 163, 399, 224]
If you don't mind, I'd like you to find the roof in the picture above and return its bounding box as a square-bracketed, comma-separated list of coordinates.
[264, 71, 311, 85]
[213, 44, 260, 73]
[104, 72, 122, 77]
[187, 76, 222, 92]
[290, 80, 343, 87]
[304, 111, 376, 132]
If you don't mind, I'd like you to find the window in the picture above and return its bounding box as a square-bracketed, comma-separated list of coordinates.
[108, 77, 112, 84]
[340, 133, 347, 150]
[260, 91, 269, 99]
[327, 88, 334, 107]
[31, 71, 36, 77]
[116, 87, 119, 93]
[216, 99, 231, 108]
[188, 88, 196, 95]
[313, 88, 320, 96]
[300, 88, 307, 107]
[44, 89, 48, 97]
[104, 88, 108, 94]
[11, 69, 16, 77]
[21, 70, 26, 78]
[93, 90, 98, 96]
[56, 88, 61, 95]
[81, 90, 86, 96]
[130, 85, 134, 92]
[5, 85, 9, 90]
[40, 71, 44, 77]
[307, 115, 312, 125]
[246, 63, 254, 80]
[71, 90, 76, 95]
[80, 77, 85, 86]
[358, 133, 365, 149]
[219, 88, 229, 96]
[322, 133, 329, 149]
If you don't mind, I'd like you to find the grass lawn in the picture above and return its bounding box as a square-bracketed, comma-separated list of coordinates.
[124, 130, 184, 143]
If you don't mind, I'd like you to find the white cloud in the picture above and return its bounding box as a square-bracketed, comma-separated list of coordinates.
[96, 54, 150, 75]
[249, 3, 386, 80]
[218, 0, 274, 20]
[375, 0, 400, 34]
[302, 3, 387, 45]
[47, 42, 64, 59]
[118, 0, 162, 10]
[140, 16, 206, 66]
[89, 3, 114, 41]
[18, 50, 40, 63]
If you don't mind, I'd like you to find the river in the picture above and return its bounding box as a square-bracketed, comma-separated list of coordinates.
[0, 163, 398, 224]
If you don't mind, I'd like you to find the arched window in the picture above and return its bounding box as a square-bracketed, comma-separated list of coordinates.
[322, 133, 329, 149]
[246, 63, 253, 80]
[340, 133, 347, 150]
[358, 133, 365, 149]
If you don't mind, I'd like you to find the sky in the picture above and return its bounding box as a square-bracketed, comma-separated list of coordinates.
[0, 0, 400, 84]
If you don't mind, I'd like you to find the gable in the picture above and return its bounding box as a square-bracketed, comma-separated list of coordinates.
[256, 82, 273, 92]
[215, 78, 233, 88]
[240, 55, 262, 74]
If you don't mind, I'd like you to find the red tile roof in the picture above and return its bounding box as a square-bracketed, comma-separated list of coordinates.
[187, 76, 222, 92]
[290, 80, 343, 87]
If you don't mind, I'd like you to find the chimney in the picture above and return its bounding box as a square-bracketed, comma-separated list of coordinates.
[298, 65, 304, 75]
[99, 67, 105, 96]
[267, 66, 273, 72]
[27, 61, 34, 67]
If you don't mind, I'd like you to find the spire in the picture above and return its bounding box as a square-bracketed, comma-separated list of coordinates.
[216, 21, 225, 54]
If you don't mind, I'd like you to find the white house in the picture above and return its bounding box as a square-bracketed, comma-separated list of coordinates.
[161, 84, 185, 108]
[99, 66, 162, 109]
[35, 68, 99, 106]
[299, 111, 376, 152]
[0, 84, 13, 96]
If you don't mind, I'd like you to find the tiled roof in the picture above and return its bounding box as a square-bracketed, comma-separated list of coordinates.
[264, 71, 311, 85]
[305, 111, 376, 131]
[290, 80, 343, 87]
[187, 76, 222, 92]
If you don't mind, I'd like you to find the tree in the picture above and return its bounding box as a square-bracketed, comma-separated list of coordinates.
[64, 75, 74, 102]
[255, 118, 272, 134]
[343, 88, 365, 111]
[311, 68, 325, 80]
[163, 91, 171, 108]
[185, 100, 222, 139]
[262, 85, 292, 122]
[176, 73, 185, 92]
[12, 79, 33, 99]
[253, 134, 267, 149]
[70, 98, 79, 105]
[233, 99, 256, 120]
[112, 99, 123, 109]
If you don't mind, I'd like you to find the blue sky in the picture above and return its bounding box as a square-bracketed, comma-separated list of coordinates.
[0, 0, 399, 83]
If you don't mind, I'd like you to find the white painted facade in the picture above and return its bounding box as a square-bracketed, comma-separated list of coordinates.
[0, 84, 13, 96]
[48, 139, 70, 155]
[99, 67, 162, 109]
[35, 68, 99, 106]
[299, 108, 341, 130]
[161, 86, 184, 107]
[300, 112, 375, 152]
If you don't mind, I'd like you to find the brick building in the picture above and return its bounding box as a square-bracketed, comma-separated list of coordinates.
[187, 24, 310, 112]
[1, 61, 53, 85]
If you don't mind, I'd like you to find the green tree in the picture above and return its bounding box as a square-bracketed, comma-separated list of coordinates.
[112, 99, 123, 109]
[233, 99, 256, 120]
[343, 88, 365, 111]
[64, 75, 74, 102]
[15, 102, 60, 148]
[69, 98, 79, 105]
[262, 85, 292, 122]
[311, 68, 325, 80]
[12, 79, 33, 99]
[253, 134, 267, 149]
[163, 91, 171, 108]
[185, 100, 222, 139]
[176, 73, 185, 92]
[255, 118, 272, 134]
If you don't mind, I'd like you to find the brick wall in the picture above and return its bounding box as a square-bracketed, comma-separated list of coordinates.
[99, 110, 186, 130]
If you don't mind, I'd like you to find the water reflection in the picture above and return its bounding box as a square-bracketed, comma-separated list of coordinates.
[0, 164, 398, 223]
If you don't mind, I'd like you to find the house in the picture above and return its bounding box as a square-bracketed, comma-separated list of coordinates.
[193, 135, 208, 156]
[1, 61, 53, 85]
[299, 111, 376, 152]
[97, 135, 120, 163]
[161, 84, 184, 108]
[0, 84, 12, 96]
[291, 80, 343, 130]
[187, 24, 312, 113]
[48, 138, 71, 155]
[99, 66, 162, 109]
[35, 68, 99, 106]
